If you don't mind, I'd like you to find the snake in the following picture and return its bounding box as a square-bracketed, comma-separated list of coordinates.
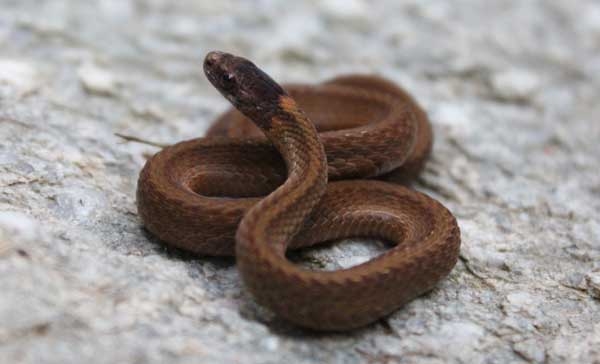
[136, 51, 460, 331]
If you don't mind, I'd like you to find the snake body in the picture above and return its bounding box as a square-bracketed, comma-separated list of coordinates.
[137, 51, 460, 331]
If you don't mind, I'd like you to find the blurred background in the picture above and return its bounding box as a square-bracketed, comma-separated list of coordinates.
[1, 1, 599, 364]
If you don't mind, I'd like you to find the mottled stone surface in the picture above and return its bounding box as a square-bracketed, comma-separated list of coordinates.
[1, 1, 599, 363]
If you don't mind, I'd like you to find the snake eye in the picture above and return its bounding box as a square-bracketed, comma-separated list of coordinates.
[222, 73, 235, 85]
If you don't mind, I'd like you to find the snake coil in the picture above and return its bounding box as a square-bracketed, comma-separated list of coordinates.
[137, 51, 460, 331]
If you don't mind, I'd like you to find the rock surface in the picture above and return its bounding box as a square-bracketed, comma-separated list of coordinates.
[1, 1, 599, 363]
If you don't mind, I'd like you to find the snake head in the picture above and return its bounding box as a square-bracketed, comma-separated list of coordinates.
[204, 51, 287, 129]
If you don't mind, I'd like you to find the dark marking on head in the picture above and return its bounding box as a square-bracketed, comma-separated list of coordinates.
[204, 51, 287, 130]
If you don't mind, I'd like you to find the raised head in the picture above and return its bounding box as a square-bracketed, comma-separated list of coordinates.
[203, 51, 287, 128]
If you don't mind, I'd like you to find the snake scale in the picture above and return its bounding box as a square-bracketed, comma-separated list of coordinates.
[137, 51, 460, 331]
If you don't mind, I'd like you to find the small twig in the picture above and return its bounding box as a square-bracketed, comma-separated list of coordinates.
[114, 133, 168, 148]
[1, 116, 33, 128]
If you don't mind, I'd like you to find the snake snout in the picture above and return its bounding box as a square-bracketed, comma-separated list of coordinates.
[203, 51, 233, 80]
[204, 51, 225, 68]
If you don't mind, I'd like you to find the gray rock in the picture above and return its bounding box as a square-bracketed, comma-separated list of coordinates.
[1, 1, 599, 363]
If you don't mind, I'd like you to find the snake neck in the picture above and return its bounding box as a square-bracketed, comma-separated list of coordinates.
[235, 95, 328, 256]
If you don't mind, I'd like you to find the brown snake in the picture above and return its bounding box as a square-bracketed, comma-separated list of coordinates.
[137, 51, 461, 331]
